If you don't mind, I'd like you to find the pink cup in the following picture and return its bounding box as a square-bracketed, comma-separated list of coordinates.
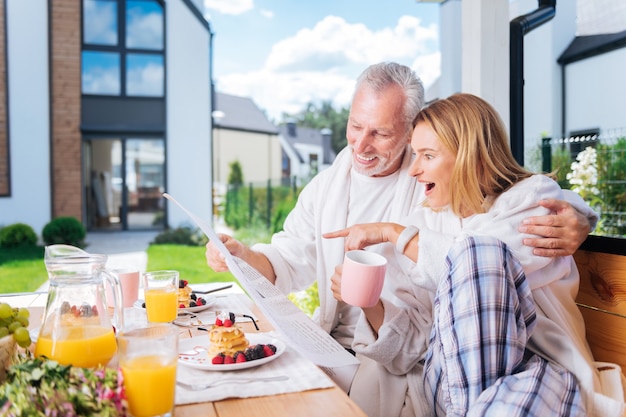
[340, 250, 387, 308]
[106, 269, 140, 308]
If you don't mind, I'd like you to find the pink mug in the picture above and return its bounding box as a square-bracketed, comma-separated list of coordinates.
[340, 250, 387, 308]
[106, 269, 140, 308]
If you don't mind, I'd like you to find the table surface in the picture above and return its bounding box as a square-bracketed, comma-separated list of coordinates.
[0, 286, 368, 417]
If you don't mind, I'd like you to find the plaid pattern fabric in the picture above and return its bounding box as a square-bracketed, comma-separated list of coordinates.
[424, 236, 585, 417]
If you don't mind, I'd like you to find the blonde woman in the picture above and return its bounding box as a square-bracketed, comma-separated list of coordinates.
[324, 94, 624, 417]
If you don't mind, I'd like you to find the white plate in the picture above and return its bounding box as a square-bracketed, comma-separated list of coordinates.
[133, 299, 212, 315]
[178, 333, 285, 371]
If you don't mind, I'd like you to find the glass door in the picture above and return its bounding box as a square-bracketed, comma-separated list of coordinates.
[84, 137, 165, 230]
[125, 139, 165, 230]
[85, 138, 123, 230]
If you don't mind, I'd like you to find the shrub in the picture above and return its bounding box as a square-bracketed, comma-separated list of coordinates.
[153, 226, 207, 246]
[551, 145, 572, 189]
[42, 217, 86, 248]
[0, 223, 38, 248]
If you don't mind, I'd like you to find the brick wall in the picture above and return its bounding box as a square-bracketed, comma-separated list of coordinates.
[0, 0, 8, 196]
[51, 0, 82, 219]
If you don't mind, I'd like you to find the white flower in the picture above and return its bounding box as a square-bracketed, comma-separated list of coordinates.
[566, 146, 600, 198]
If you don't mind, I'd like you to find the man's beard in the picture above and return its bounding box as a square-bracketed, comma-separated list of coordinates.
[351, 141, 406, 177]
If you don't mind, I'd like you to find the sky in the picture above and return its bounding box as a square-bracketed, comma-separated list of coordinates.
[202, 0, 441, 122]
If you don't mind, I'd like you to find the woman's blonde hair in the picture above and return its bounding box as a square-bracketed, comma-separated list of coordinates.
[414, 93, 533, 216]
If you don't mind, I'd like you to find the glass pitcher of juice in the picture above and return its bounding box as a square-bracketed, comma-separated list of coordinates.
[35, 244, 124, 368]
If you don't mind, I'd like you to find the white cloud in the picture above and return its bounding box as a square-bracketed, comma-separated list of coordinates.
[265, 15, 436, 71]
[83, 1, 117, 44]
[410, 51, 441, 90]
[204, 0, 253, 15]
[218, 70, 356, 122]
[215, 14, 440, 121]
[260, 9, 274, 19]
[126, 9, 163, 48]
[127, 62, 164, 96]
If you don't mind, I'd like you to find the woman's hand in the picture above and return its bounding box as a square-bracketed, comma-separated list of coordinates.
[330, 264, 344, 302]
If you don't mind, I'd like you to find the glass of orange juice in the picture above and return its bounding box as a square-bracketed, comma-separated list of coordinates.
[118, 324, 179, 417]
[142, 270, 179, 322]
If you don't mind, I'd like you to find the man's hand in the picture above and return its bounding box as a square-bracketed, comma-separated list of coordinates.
[323, 222, 400, 251]
[519, 199, 591, 257]
[205, 233, 244, 272]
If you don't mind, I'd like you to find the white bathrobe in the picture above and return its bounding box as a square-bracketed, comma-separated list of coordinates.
[253, 146, 604, 417]
[351, 175, 624, 417]
[253, 145, 423, 347]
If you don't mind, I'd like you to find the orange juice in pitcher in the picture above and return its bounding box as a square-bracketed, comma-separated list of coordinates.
[35, 245, 124, 368]
[35, 324, 117, 368]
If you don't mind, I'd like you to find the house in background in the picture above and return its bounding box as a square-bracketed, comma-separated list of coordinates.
[428, 0, 626, 167]
[0, 0, 213, 234]
[212, 92, 281, 195]
[278, 121, 336, 186]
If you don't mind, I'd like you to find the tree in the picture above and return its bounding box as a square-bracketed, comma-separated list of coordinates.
[227, 160, 244, 186]
[282, 100, 349, 154]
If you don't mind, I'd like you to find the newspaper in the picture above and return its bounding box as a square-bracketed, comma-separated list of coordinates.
[164, 193, 359, 392]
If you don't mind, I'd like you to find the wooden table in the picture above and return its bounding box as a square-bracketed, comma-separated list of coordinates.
[1, 291, 368, 417]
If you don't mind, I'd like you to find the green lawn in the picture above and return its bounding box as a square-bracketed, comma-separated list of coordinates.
[0, 246, 48, 293]
[0, 244, 234, 294]
[145, 244, 235, 284]
[0, 242, 318, 316]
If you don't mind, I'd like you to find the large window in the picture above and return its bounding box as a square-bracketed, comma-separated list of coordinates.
[82, 0, 164, 97]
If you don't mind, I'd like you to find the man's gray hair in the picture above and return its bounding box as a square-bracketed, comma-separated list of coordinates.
[354, 62, 425, 135]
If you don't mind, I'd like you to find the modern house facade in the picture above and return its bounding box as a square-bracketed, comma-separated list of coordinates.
[0, 0, 214, 234]
[429, 0, 626, 167]
[212, 92, 281, 192]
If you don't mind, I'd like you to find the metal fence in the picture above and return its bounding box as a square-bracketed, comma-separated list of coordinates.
[220, 176, 303, 232]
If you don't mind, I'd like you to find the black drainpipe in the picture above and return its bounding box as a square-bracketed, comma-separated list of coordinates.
[510, 0, 556, 166]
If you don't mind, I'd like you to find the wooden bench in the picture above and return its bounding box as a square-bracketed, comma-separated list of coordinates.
[574, 235, 626, 372]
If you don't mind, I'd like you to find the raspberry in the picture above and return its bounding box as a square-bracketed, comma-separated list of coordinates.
[223, 319, 233, 327]
[265, 343, 277, 354]
[211, 354, 225, 364]
[197, 297, 205, 305]
[234, 351, 247, 363]
[262, 344, 275, 357]
[224, 355, 235, 364]
[183, 279, 188, 287]
[215, 317, 223, 326]
[179, 303, 185, 308]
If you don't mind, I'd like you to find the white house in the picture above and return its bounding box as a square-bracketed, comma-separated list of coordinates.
[427, 0, 626, 168]
[278, 121, 336, 186]
[212, 92, 281, 191]
[0, 0, 213, 234]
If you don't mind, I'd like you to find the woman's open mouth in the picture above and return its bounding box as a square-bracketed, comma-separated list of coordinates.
[425, 182, 435, 195]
